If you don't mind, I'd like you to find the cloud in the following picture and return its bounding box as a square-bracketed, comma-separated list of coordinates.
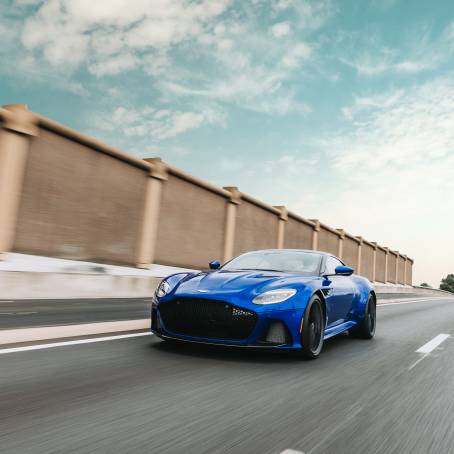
[340, 55, 436, 76]
[161, 33, 313, 114]
[337, 25, 448, 77]
[150, 111, 205, 139]
[293, 0, 334, 30]
[93, 104, 225, 140]
[281, 42, 312, 68]
[333, 77, 454, 170]
[89, 54, 138, 76]
[270, 21, 291, 38]
[20, 0, 232, 68]
[341, 89, 405, 119]
[15, 0, 328, 115]
[302, 76, 454, 286]
[262, 153, 319, 175]
[163, 69, 282, 102]
[444, 20, 454, 43]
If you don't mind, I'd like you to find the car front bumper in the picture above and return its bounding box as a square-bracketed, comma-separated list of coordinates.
[151, 302, 304, 350]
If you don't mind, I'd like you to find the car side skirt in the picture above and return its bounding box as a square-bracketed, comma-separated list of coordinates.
[323, 321, 357, 339]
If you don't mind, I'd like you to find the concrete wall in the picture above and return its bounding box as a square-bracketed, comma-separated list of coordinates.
[0, 105, 414, 284]
[405, 259, 413, 286]
[398, 255, 406, 285]
[233, 197, 280, 256]
[361, 241, 375, 282]
[388, 252, 398, 284]
[14, 129, 148, 264]
[342, 235, 360, 270]
[375, 248, 386, 283]
[154, 171, 228, 269]
[318, 226, 340, 256]
[284, 215, 313, 250]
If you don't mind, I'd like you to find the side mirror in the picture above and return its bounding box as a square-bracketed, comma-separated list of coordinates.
[335, 265, 354, 276]
[209, 260, 221, 270]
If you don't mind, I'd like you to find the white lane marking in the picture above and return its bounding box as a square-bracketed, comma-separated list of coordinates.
[416, 334, 450, 354]
[379, 298, 452, 307]
[408, 355, 428, 371]
[280, 450, 304, 454]
[0, 319, 150, 345]
[0, 311, 38, 315]
[0, 300, 14, 303]
[409, 334, 451, 370]
[0, 332, 152, 355]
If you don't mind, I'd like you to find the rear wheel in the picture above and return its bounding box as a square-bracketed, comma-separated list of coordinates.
[300, 296, 325, 359]
[350, 294, 376, 339]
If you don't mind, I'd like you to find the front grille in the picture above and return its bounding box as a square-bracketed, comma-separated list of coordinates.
[158, 298, 257, 340]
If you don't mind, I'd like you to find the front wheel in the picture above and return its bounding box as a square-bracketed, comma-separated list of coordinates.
[300, 296, 325, 359]
[350, 294, 376, 339]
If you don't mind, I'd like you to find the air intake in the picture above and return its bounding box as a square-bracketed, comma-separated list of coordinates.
[264, 321, 291, 345]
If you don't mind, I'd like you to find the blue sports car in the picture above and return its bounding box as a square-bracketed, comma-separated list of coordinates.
[151, 249, 376, 359]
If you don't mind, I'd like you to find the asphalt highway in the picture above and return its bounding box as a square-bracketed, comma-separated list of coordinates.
[0, 298, 151, 329]
[1, 297, 454, 453]
[0, 293, 429, 330]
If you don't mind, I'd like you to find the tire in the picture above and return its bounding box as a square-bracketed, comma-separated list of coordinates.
[300, 295, 325, 359]
[350, 294, 376, 339]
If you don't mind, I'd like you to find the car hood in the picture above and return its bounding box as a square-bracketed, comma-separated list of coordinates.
[172, 269, 315, 298]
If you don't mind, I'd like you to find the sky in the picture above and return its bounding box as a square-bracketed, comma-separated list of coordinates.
[1, 0, 454, 287]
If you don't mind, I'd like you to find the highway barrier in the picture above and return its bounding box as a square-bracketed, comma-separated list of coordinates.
[0, 104, 413, 284]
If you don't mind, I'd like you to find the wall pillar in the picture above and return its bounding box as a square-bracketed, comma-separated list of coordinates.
[371, 242, 378, 282]
[356, 236, 363, 275]
[0, 105, 37, 255]
[407, 259, 413, 285]
[403, 255, 407, 286]
[336, 229, 345, 259]
[395, 252, 400, 284]
[223, 187, 241, 262]
[274, 206, 288, 249]
[384, 247, 389, 283]
[135, 158, 167, 268]
[311, 219, 320, 250]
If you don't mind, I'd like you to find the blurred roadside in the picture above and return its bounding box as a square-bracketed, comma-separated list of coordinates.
[0, 252, 193, 299]
[1, 253, 451, 347]
[0, 252, 447, 300]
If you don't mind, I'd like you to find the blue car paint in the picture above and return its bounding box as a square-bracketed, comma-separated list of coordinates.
[152, 250, 374, 350]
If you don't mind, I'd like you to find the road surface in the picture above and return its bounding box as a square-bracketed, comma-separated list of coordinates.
[1, 297, 454, 454]
[0, 298, 151, 329]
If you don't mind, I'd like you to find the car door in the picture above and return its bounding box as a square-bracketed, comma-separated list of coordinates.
[322, 256, 355, 327]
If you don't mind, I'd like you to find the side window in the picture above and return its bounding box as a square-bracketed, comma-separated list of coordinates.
[324, 256, 343, 275]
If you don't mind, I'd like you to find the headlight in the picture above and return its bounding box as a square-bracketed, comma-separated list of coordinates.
[156, 280, 171, 298]
[252, 289, 297, 305]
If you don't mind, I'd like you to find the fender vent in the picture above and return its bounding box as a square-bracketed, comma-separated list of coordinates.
[321, 288, 333, 297]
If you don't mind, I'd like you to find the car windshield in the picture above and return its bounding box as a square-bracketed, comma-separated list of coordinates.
[222, 250, 322, 275]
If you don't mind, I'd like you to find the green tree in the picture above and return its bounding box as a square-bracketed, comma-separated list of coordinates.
[440, 274, 454, 293]
[420, 282, 431, 288]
